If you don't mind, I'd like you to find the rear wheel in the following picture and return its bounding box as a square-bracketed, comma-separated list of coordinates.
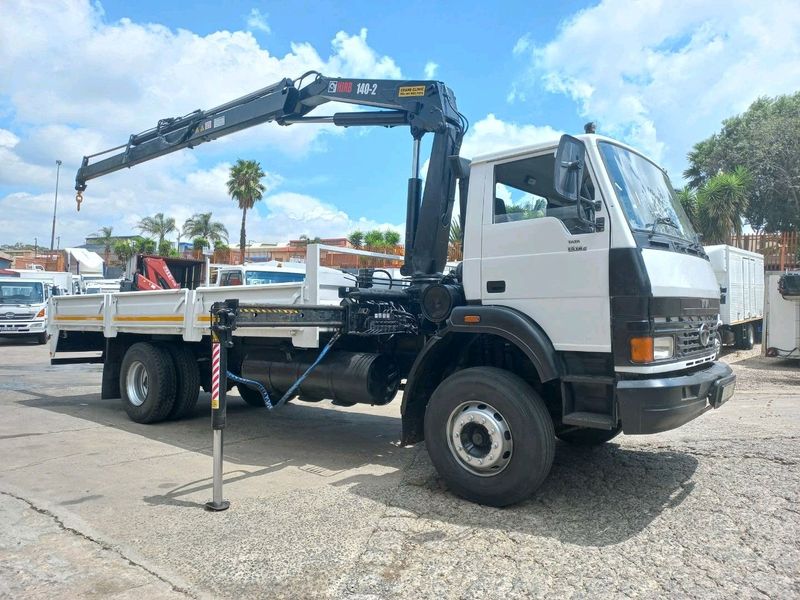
[736, 323, 754, 350]
[120, 342, 176, 423]
[162, 344, 200, 419]
[424, 367, 555, 507]
[556, 425, 622, 446]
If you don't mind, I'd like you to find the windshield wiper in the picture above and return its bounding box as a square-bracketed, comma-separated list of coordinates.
[645, 216, 681, 235]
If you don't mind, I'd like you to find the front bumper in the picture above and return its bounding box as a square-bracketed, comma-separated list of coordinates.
[0, 320, 47, 335]
[616, 361, 735, 434]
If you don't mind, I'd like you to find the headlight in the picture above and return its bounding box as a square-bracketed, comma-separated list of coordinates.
[630, 336, 674, 363]
[653, 336, 674, 360]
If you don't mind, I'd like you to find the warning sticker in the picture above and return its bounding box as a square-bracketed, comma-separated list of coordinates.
[398, 85, 426, 97]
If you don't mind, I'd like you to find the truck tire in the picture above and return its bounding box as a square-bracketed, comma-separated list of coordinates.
[162, 343, 200, 420]
[36, 332, 47, 345]
[424, 367, 555, 507]
[736, 323, 754, 350]
[120, 342, 176, 423]
[556, 425, 622, 446]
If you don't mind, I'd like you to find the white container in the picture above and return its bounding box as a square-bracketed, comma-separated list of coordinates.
[705, 245, 764, 326]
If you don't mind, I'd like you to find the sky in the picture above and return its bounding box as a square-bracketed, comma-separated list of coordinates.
[1, 0, 799, 248]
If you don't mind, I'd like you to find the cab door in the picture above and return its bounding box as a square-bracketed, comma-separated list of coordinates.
[479, 149, 611, 352]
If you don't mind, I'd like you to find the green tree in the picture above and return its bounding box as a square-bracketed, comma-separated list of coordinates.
[364, 230, 385, 249]
[684, 93, 800, 232]
[297, 234, 323, 246]
[383, 230, 401, 247]
[227, 159, 266, 264]
[137, 213, 176, 247]
[348, 230, 364, 248]
[694, 168, 751, 244]
[192, 237, 208, 251]
[113, 239, 135, 264]
[182, 212, 228, 246]
[449, 220, 462, 246]
[158, 240, 177, 257]
[135, 237, 156, 255]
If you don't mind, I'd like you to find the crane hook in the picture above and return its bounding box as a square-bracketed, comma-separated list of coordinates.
[75, 191, 83, 212]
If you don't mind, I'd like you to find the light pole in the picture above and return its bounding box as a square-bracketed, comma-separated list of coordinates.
[49, 159, 62, 252]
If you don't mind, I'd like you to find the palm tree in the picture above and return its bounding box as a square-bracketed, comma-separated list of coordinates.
[137, 213, 176, 247]
[93, 226, 114, 269]
[364, 230, 385, 249]
[383, 230, 401, 247]
[695, 167, 751, 244]
[449, 220, 462, 246]
[182, 212, 229, 246]
[348, 231, 364, 249]
[227, 159, 266, 264]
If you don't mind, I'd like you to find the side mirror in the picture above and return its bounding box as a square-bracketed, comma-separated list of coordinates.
[554, 134, 586, 202]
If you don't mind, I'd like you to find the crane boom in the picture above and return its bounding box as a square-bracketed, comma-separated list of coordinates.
[75, 72, 467, 276]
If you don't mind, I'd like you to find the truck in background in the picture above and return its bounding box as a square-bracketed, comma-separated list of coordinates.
[0, 277, 50, 344]
[12, 269, 75, 296]
[763, 272, 800, 360]
[705, 245, 764, 350]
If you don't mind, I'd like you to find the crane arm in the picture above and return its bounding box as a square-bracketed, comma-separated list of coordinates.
[74, 72, 466, 276]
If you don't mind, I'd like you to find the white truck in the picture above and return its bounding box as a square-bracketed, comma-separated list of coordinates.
[51, 73, 736, 506]
[12, 269, 75, 297]
[0, 277, 50, 344]
[763, 272, 800, 360]
[705, 245, 764, 350]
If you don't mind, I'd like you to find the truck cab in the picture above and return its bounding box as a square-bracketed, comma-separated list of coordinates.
[446, 134, 734, 436]
[0, 277, 50, 344]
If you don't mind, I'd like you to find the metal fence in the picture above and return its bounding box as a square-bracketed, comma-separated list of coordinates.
[728, 232, 799, 271]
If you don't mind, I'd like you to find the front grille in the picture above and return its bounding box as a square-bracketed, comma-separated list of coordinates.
[656, 315, 718, 358]
[0, 312, 35, 321]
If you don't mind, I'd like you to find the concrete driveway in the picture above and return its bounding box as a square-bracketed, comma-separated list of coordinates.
[1, 339, 798, 598]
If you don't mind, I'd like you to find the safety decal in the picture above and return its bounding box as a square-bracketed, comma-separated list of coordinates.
[211, 342, 220, 409]
[398, 85, 425, 97]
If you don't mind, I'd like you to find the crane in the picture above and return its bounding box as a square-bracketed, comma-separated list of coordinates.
[74, 71, 468, 277]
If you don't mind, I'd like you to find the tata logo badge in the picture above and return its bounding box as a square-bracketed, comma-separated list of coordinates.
[4, 313, 14, 320]
[699, 323, 711, 347]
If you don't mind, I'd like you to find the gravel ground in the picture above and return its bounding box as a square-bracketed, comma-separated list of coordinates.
[0, 339, 798, 599]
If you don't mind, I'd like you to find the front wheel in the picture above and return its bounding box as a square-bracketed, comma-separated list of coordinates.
[424, 367, 555, 507]
[36, 332, 47, 345]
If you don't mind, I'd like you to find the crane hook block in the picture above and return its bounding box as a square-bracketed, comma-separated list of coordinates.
[75, 191, 83, 212]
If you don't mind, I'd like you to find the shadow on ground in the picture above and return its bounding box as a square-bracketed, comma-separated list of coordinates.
[19, 389, 697, 547]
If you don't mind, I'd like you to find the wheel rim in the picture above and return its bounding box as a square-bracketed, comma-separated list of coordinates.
[126, 360, 149, 407]
[446, 401, 513, 477]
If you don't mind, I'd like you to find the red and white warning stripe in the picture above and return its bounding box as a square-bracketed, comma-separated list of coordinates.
[211, 342, 220, 405]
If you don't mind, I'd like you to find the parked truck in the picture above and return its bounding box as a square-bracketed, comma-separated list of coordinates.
[0, 277, 50, 344]
[705, 245, 764, 350]
[51, 73, 735, 506]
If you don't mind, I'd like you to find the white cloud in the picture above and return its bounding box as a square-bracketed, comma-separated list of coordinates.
[515, 0, 800, 173]
[460, 114, 561, 159]
[0, 0, 405, 246]
[246, 8, 271, 34]
[424, 61, 439, 79]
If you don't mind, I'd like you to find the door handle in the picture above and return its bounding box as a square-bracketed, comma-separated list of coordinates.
[486, 280, 506, 293]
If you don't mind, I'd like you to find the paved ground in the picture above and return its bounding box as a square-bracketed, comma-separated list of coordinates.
[0, 339, 798, 599]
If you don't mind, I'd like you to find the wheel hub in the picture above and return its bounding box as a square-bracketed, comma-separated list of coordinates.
[446, 401, 513, 477]
[126, 360, 149, 407]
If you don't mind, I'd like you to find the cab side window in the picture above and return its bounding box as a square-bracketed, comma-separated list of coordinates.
[493, 153, 596, 234]
[221, 272, 243, 286]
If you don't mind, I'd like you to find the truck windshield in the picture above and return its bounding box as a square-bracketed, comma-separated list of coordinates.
[598, 142, 697, 242]
[245, 271, 305, 285]
[0, 281, 44, 304]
